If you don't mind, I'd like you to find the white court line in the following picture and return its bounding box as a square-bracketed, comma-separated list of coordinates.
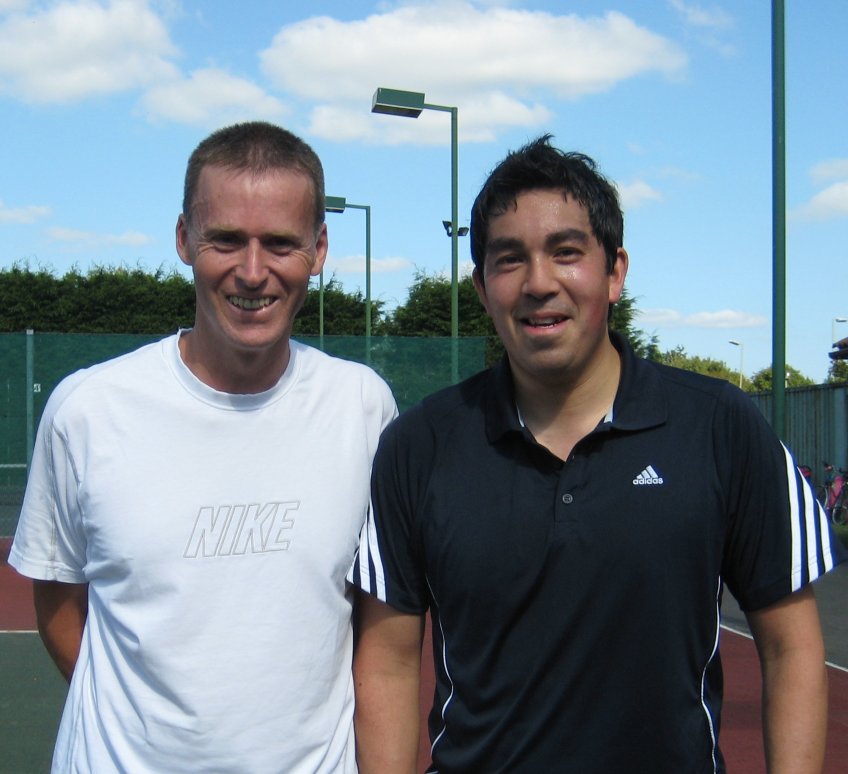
[0, 629, 38, 634]
[721, 623, 848, 674]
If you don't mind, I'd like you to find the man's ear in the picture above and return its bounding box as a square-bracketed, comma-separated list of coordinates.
[310, 223, 328, 277]
[608, 247, 628, 304]
[176, 215, 192, 267]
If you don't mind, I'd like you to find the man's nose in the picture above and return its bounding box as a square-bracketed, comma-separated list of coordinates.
[236, 240, 269, 286]
[523, 257, 558, 298]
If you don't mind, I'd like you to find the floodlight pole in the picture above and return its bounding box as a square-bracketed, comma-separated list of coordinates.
[771, 0, 786, 437]
[318, 269, 324, 351]
[372, 88, 460, 383]
[729, 340, 744, 389]
[832, 317, 847, 346]
[326, 196, 372, 361]
[423, 103, 460, 384]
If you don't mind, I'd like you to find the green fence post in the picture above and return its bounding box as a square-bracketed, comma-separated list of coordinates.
[26, 329, 34, 472]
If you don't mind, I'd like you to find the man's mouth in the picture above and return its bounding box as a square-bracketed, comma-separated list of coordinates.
[228, 296, 273, 310]
[522, 316, 566, 328]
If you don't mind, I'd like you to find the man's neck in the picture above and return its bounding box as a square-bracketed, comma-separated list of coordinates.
[513, 339, 621, 461]
[178, 330, 290, 394]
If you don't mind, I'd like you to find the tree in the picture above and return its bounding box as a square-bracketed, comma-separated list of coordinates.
[749, 364, 815, 392]
[385, 271, 503, 364]
[826, 358, 848, 385]
[385, 271, 493, 337]
[610, 287, 660, 360]
[292, 276, 386, 336]
[0, 262, 195, 333]
[657, 346, 748, 389]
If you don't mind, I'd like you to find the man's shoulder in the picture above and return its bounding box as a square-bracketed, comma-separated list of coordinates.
[389, 368, 492, 436]
[641, 356, 741, 404]
[48, 337, 171, 419]
[292, 340, 394, 393]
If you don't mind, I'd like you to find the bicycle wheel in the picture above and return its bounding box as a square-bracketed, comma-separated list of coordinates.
[814, 485, 829, 509]
[831, 496, 848, 526]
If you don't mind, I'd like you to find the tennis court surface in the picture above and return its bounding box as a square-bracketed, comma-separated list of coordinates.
[3, 543, 846, 773]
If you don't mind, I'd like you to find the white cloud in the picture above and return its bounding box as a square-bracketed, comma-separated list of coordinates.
[638, 308, 767, 328]
[48, 226, 152, 247]
[140, 67, 287, 126]
[793, 182, 848, 221]
[668, 0, 733, 30]
[0, 0, 179, 103]
[810, 158, 848, 184]
[261, 4, 686, 143]
[0, 200, 50, 223]
[667, 0, 735, 57]
[326, 255, 413, 275]
[0, 0, 29, 12]
[618, 180, 663, 209]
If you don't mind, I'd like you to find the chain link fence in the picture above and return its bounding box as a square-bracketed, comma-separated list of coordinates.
[0, 332, 488, 536]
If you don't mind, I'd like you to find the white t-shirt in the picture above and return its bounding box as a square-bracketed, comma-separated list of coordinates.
[10, 333, 397, 773]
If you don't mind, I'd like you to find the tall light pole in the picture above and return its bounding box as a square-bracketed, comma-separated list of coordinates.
[326, 196, 372, 361]
[832, 317, 847, 346]
[728, 340, 744, 388]
[371, 87, 460, 383]
[771, 0, 786, 437]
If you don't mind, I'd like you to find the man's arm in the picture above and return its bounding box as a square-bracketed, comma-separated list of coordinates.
[353, 591, 425, 774]
[33, 580, 88, 683]
[745, 584, 828, 774]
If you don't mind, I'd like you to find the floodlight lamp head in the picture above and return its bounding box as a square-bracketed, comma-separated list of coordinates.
[442, 220, 451, 235]
[372, 87, 425, 118]
[457, 226, 469, 237]
[325, 196, 346, 213]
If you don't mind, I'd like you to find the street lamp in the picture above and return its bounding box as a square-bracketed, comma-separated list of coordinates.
[372, 87, 461, 383]
[728, 340, 744, 388]
[832, 317, 847, 345]
[442, 220, 468, 237]
[326, 196, 372, 361]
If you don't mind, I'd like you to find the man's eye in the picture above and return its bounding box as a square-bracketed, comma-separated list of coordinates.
[211, 234, 243, 249]
[554, 247, 579, 259]
[265, 240, 296, 255]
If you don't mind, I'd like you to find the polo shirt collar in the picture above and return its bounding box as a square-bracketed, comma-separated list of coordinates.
[608, 331, 667, 431]
[484, 331, 667, 443]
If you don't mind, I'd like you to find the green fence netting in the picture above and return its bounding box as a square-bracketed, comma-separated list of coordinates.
[0, 332, 488, 536]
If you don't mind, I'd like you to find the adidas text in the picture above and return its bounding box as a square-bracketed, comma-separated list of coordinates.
[633, 466, 664, 486]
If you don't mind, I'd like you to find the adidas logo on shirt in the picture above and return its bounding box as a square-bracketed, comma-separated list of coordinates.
[633, 465, 664, 485]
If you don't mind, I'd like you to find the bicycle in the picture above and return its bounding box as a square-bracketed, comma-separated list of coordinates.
[818, 462, 848, 526]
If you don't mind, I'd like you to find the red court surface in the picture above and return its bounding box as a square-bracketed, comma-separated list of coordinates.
[414, 618, 848, 773]
[3, 553, 845, 773]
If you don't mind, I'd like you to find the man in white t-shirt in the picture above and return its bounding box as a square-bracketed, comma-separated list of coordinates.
[9, 121, 397, 773]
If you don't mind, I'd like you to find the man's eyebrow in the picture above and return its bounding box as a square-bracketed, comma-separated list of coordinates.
[486, 229, 590, 255]
[545, 228, 590, 249]
[202, 225, 244, 238]
[485, 236, 524, 255]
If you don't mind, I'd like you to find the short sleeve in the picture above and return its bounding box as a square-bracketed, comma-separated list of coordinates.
[717, 384, 844, 610]
[348, 410, 430, 614]
[8, 376, 88, 583]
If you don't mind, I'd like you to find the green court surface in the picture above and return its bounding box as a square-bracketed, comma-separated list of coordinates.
[0, 632, 66, 774]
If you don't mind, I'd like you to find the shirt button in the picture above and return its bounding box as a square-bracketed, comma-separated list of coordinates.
[561, 493, 574, 504]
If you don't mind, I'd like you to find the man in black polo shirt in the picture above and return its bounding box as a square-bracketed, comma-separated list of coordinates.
[349, 136, 845, 773]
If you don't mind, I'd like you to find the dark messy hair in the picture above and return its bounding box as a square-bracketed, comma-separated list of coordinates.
[182, 121, 325, 233]
[470, 135, 623, 275]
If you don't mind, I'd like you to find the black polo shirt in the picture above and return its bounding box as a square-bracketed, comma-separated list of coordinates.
[350, 333, 844, 774]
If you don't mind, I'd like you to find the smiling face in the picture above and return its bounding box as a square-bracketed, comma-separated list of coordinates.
[474, 188, 627, 392]
[176, 163, 327, 392]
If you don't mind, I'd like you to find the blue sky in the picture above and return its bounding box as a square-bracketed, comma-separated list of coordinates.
[1, 0, 846, 382]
